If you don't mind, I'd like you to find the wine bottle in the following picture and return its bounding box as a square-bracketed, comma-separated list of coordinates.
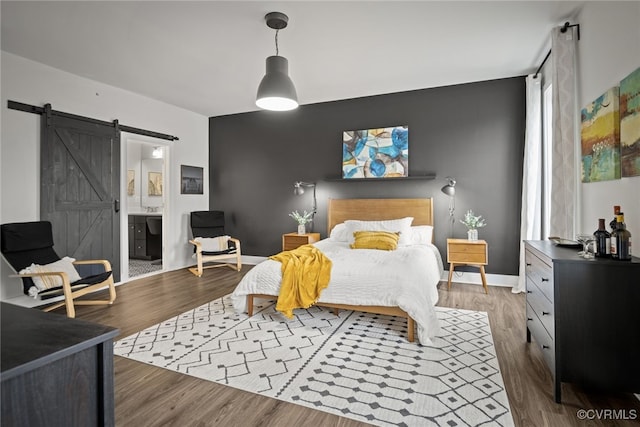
[610, 205, 621, 232]
[610, 213, 632, 261]
[593, 218, 611, 258]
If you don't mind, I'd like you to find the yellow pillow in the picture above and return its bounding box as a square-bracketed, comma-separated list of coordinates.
[350, 231, 399, 250]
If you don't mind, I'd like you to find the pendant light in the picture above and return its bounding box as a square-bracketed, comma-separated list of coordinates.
[256, 12, 299, 111]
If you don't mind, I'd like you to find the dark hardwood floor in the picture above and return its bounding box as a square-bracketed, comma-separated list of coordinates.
[57, 267, 640, 427]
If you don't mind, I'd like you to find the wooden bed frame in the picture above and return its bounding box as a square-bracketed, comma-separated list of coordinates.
[247, 197, 434, 342]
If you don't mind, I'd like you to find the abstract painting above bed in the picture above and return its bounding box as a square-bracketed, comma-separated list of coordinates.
[342, 126, 409, 179]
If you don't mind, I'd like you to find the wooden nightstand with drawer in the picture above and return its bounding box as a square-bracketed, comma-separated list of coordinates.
[282, 232, 321, 251]
[446, 238, 488, 293]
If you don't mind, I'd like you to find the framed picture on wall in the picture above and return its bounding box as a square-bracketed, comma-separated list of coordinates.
[181, 165, 203, 194]
[620, 66, 640, 177]
[342, 125, 409, 179]
[127, 170, 135, 196]
[148, 172, 163, 196]
[580, 87, 621, 183]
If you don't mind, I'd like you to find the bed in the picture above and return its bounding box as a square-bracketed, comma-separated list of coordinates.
[230, 198, 444, 345]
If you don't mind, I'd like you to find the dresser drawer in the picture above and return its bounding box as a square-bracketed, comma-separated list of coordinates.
[449, 253, 487, 264]
[448, 242, 487, 264]
[526, 285, 554, 338]
[526, 302, 555, 373]
[134, 215, 148, 225]
[283, 236, 309, 250]
[525, 249, 554, 302]
[134, 239, 147, 257]
[282, 233, 320, 251]
[134, 223, 146, 237]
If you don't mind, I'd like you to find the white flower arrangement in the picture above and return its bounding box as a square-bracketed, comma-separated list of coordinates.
[289, 210, 314, 225]
[460, 210, 487, 230]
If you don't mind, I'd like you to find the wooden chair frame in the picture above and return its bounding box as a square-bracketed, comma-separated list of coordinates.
[10, 259, 116, 318]
[188, 237, 242, 277]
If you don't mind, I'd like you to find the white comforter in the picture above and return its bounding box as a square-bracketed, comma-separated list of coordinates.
[231, 238, 444, 345]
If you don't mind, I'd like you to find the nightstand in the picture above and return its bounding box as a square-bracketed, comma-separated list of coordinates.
[446, 238, 489, 293]
[282, 232, 321, 251]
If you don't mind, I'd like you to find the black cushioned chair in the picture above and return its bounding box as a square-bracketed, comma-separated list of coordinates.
[1, 221, 116, 318]
[189, 211, 241, 276]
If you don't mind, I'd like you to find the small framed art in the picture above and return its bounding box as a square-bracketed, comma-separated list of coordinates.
[127, 170, 135, 196]
[181, 165, 204, 194]
[148, 172, 163, 196]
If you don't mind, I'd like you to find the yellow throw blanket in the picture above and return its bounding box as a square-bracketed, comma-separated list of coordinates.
[270, 244, 332, 319]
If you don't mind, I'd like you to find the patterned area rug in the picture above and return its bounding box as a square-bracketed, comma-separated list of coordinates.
[114, 295, 514, 427]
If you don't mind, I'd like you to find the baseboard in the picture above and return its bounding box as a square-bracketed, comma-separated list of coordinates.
[2, 294, 55, 308]
[241, 255, 268, 265]
[442, 270, 518, 288]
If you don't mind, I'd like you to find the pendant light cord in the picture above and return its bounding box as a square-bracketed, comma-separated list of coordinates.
[274, 29, 280, 56]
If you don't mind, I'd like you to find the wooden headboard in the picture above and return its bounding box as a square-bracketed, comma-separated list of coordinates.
[327, 198, 434, 234]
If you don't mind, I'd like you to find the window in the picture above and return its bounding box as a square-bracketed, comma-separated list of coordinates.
[542, 83, 553, 238]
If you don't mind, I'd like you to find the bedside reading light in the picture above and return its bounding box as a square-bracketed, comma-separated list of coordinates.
[293, 181, 317, 230]
[441, 177, 456, 237]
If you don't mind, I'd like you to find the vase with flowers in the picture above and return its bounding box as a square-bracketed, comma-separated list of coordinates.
[460, 210, 486, 241]
[289, 210, 314, 234]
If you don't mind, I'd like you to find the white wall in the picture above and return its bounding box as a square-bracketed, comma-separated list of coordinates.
[126, 141, 144, 212]
[576, 2, 640, 237]
[0, 51, 210, 301]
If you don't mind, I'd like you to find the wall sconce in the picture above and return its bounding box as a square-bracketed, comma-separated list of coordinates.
[293, 181, 317, 229]
[152, 147, 163, 159]
[441, 177, 456, 236]
[256, 12, 299, 111]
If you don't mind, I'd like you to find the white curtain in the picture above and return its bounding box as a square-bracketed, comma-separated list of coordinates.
[549, 25, 580, 239]
[515, 75, 542, 294]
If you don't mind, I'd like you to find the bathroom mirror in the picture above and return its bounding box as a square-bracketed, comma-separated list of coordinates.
[127, 141, 164, 213]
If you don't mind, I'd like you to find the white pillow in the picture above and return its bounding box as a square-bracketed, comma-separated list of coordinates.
[329, 223, 349, 242]
[194, 236, 230, 252]
[409, 225, 434, 245]
[344, 217, 414, 246]
[19, 256, 81, 291]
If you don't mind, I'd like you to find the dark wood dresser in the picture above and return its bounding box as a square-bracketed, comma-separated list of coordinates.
[1, 303, 119, 426]
[128, 214, 162, 260]
[524, 240, 640, 403]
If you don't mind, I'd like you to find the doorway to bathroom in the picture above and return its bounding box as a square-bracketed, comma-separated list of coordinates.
[125, 138, 167, 278]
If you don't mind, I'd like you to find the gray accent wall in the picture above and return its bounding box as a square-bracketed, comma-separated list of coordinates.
[209, 76, 525, 275]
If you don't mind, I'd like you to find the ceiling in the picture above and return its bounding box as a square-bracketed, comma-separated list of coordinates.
[1, 1, 585, 117]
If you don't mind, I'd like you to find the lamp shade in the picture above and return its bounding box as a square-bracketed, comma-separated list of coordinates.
[294, 181, 314, 195]
[441, 177, 456, 196]
[256, 56, 298, 111]
[441, 184, 455, 196]
[293, 182, 317, 221]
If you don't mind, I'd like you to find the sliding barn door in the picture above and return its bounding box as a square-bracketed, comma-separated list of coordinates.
[41, 107, 121, 281]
